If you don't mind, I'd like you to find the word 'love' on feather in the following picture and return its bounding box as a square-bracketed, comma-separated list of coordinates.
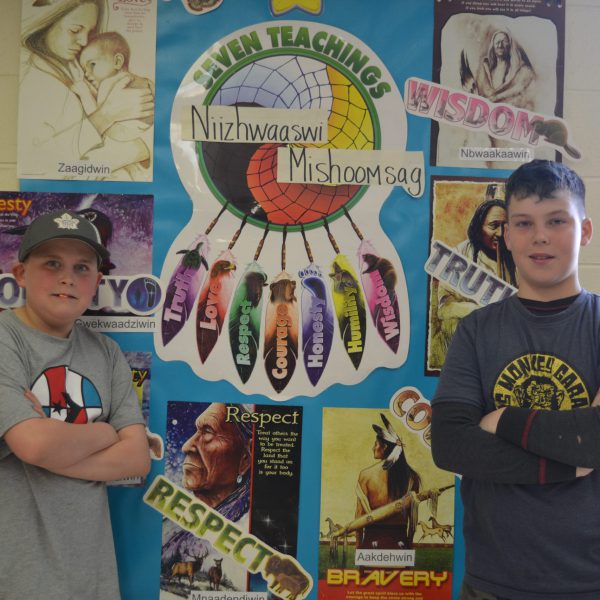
[196, 249, 237, 363]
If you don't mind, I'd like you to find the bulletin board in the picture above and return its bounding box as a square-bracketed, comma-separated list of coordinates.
[7, 1, 571, 599]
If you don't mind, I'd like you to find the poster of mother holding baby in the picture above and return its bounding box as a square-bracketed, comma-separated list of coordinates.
[17, 0, 156, 182]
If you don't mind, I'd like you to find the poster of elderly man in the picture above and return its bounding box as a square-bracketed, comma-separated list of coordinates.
[160, 400, 303, 598]
[431, 0, 566, 169]
[425, 177, 517, 375]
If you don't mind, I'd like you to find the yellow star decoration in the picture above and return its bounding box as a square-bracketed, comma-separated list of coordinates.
[270, 0, 323, 16]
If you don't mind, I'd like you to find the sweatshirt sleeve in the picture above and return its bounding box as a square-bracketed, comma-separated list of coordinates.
[496, 405, 600, 468]
[432, 315, 576, 484]
[432, 402, 575, 484]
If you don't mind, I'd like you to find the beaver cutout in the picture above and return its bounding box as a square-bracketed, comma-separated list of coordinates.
[533, 120, 581, 160]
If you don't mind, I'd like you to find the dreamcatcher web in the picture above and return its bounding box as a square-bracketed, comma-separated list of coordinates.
[203, 55, 375, 227]
[213, 55, 334, 110]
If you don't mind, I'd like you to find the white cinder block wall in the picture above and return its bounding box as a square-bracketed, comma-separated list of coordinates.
[0, 0, 598, 292]
[566, 0, 600, 292]
[0, 0, 20, 191]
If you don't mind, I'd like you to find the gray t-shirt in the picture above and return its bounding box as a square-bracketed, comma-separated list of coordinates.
[0, 310, 144, 600]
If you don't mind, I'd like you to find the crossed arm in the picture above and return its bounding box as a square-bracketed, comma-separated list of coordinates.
[48, 422, 150, 481]
[481, 389, 600, 473]
[431, 402, 577, 484]
[5, 390, 150, 482]
[433, 396, 600, 485]
[431, 325, 600, 485]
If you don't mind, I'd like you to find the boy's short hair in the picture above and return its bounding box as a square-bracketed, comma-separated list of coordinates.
[505, 159, 586, 216]
[19, 210, 110, 263]
[87, 31, 131, 69]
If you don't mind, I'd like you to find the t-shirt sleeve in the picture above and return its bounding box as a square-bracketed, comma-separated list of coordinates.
[104, 340, 145, 431]
[0, 337, 41, 458]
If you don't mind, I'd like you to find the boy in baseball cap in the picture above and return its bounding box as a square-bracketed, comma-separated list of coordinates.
[0, 210, 150, 599]
[17, 209, 110, 264]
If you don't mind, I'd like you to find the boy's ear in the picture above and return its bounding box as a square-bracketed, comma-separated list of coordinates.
[581, 217, 593, 247]
[114, 53, 125, 71]
[95, 271, 103, 289]
[11, 262, 26, 288]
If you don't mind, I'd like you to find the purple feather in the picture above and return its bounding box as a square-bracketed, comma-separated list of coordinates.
[161, 234, 210, 346]
[299, 264, 334, 386]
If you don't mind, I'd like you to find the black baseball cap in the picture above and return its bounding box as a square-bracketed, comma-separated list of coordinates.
[18, 210, 110, 263]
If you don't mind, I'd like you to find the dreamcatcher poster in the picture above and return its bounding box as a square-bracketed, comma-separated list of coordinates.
[155, 19, 421, 400]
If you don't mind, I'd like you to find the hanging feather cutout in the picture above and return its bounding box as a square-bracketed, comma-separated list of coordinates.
[264, 272, 299, 393]
[196, 249, 237, 363]
[329, 255, 367, 369]
[324, 219, 366, 369]
[229, 224, 270, 383]
[196, 215, 249, 363]
[300, 267, 334, 385]
[162, 204, 231, 347]
[264, 229, 299, 394]
[342, 209, 401, 353]
[299, 227, 334, 386]
[359, 239, 401, 353]
[229, 262, 267, 383]
[161, 235, 210, 346]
